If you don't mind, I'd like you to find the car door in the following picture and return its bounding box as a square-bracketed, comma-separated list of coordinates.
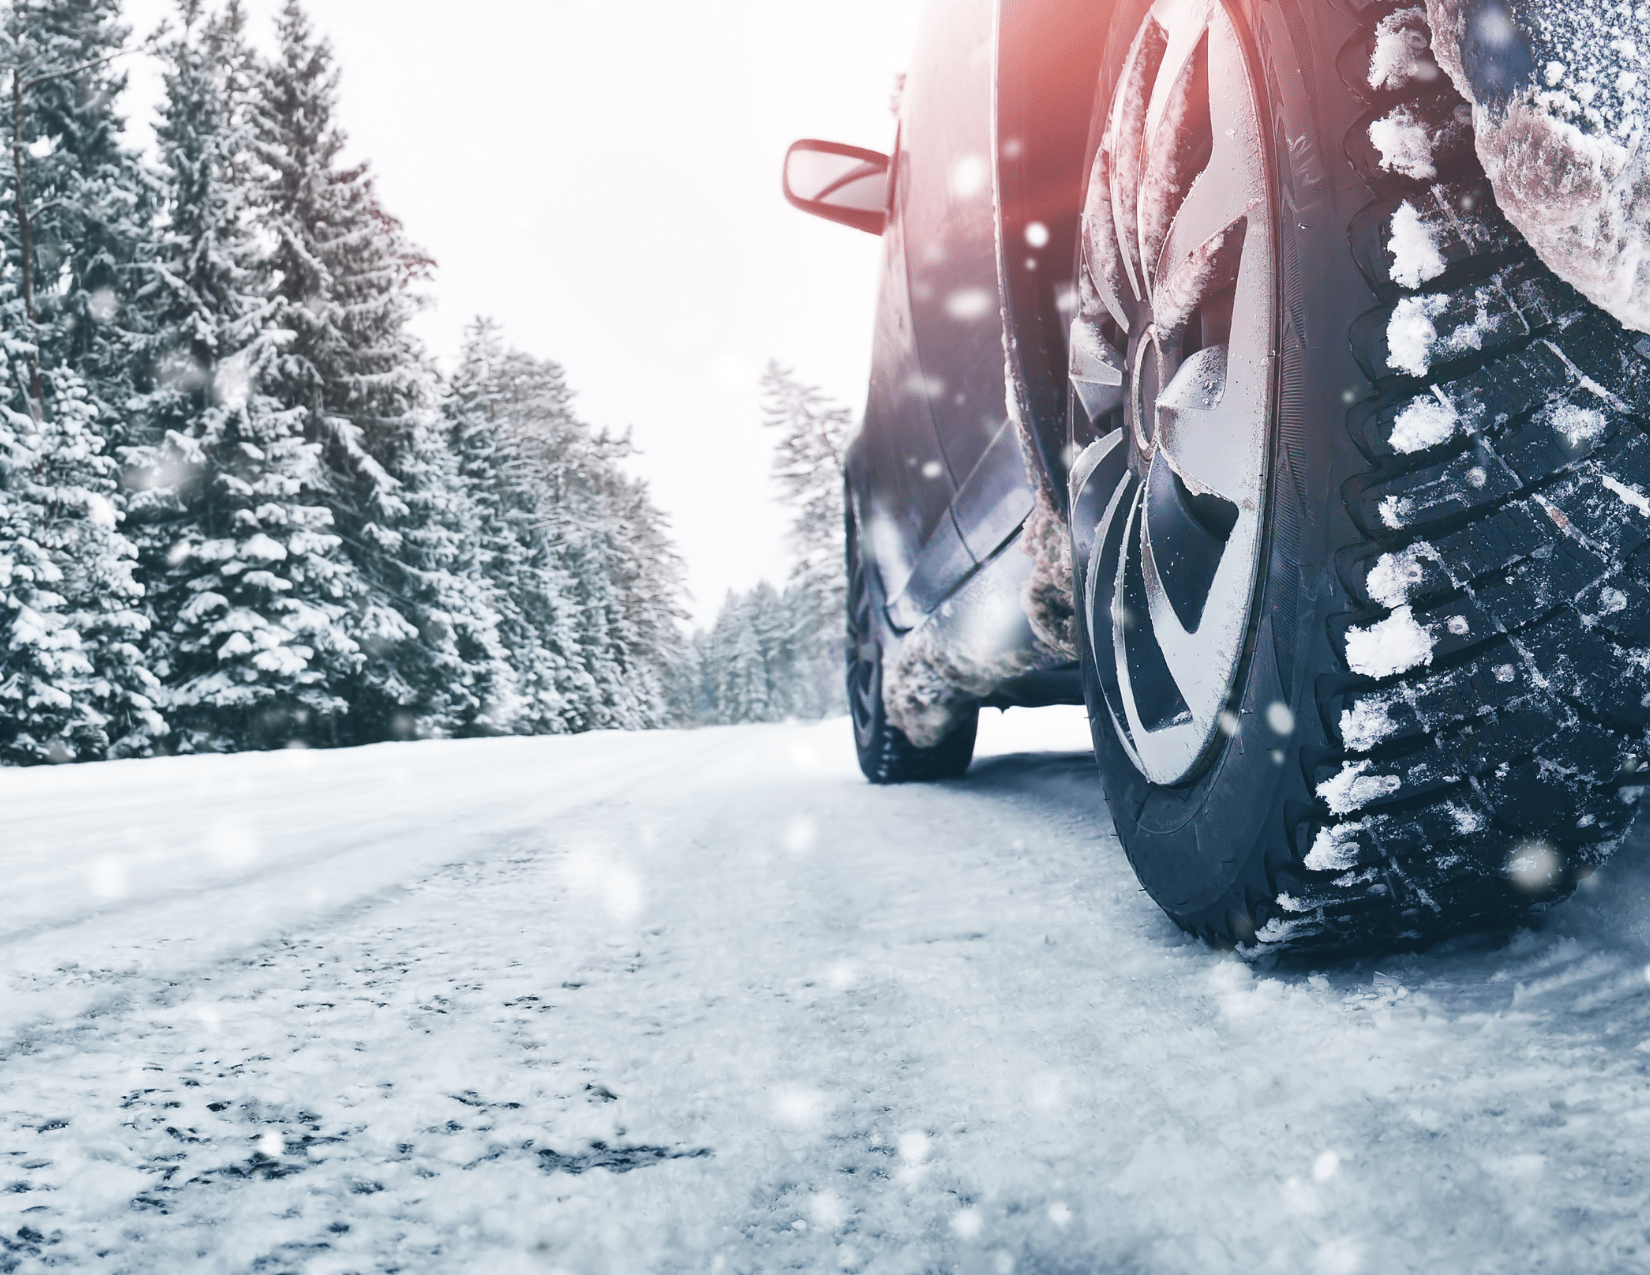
[856, 126, 976, 631]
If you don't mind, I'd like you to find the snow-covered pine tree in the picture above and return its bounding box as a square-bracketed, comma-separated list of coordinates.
[444, 321, 581, 734]
[678, 578, 839, 725]
[760, 362, 853, 715]
[444, 319, 684, 734]
[537, 418, 684, 731]
[0, 358, 165, 762]
[123, 0, 359, 751]
[0, 1, 166, 763]
[249, 0, 441, 740]
[594, 460, 686, 727]
[375, 401, 520, 738]
[0, 0, 157, 439]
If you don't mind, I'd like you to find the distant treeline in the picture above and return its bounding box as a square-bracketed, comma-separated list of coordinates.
[0, 0, 690, 763]
[672, 365, 851, 726]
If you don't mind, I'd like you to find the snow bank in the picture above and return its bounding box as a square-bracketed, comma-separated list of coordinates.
[1424, 0, 1650, 331]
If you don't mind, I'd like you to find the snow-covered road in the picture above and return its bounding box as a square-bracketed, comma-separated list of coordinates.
[5, 709, 1650, 1274]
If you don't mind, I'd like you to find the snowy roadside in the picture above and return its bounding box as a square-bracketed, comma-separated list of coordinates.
[5, 709, 1650, 1274]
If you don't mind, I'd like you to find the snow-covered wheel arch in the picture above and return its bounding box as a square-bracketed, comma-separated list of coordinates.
[1425, 0, 1650, 333]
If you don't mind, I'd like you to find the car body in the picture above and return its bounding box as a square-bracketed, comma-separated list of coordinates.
[789, 0, 1111, 731]
[788, 0, 1650, 951]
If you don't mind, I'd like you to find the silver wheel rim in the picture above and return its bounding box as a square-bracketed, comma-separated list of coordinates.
[1068, 0, 1275, 786]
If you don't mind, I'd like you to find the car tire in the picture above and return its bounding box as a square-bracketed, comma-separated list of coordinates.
[1065, 0, 1649, 950]
[847, 508, 978, 784]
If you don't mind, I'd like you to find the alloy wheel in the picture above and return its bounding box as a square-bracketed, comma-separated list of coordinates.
[1068, 0, 1276, 786]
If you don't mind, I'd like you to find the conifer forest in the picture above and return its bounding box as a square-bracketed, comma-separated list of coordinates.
[0, 0, 845, 763]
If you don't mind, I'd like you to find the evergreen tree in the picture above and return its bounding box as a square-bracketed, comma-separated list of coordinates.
[760, 362, 852, 654]
[0, 0, 692, 763]
[0, 0, 157, 435]
[675, 578, 838, 726]
[0, 360, 164, 762]
[384, 404, 520, 738]
[0, 0, 162, 762]
[124, 0, 359, 751]
[444, 319, 683, 734]
[250, 0, 436, 740]
[445, 321, 583, 733]
[677, 363, 857, 726]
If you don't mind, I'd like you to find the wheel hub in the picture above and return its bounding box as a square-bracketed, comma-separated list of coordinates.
[1067, 0, 1275, 786]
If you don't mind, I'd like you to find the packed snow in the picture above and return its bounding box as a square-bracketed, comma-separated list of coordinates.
[1344, 603, 1436, 677]
[9, 711, 1650, 1272]
[1388, 393, 1460, 453]
[1369, 104, 1439, 180]
[1387, 295, 1451, 376]
[1369, 8, 1438, 91]
[1378, 492, 1416, 527]
[1338, 693, 1400, 752]
[1366, 540, 1438, 607]
[1551, 400, 1609, 449]
[1387, 199, 1449, 289]
[1305, 820, 1367, 871]
[1601, 470, 1650, 518]
[1316, 759, 1405, 814]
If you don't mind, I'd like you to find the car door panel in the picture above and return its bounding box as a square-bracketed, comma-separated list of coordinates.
[951, 419, 1037, 562]
[857, 171, 967, 613]
[900, 0, 1008, 494]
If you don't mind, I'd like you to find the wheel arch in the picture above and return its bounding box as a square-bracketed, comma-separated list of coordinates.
[992, 0, 1112, 511]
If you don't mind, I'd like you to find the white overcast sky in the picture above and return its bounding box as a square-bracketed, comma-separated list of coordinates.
[120, 0, 925, 626]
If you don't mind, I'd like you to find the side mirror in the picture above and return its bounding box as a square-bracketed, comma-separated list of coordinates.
[782, 139, 889, 236]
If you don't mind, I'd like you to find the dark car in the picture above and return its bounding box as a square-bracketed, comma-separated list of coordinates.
[784, 0, 1650, 951]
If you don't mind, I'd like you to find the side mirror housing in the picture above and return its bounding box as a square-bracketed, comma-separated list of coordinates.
[782, 139, 890, 235]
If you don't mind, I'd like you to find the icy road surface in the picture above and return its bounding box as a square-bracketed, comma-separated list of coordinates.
[6, 710, 1650, 1274]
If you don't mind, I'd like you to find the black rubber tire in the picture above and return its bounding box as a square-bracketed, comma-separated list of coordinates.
[846, 507, 978, 784]
[1070, 0, 1647, 951]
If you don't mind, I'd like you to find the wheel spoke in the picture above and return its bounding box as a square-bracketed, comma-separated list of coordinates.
[1146, 5, 1266, 317]
[1139, 466, 1261, 729]
[1083, 469, 1148, 768]
[1069, 317, 1126, 422]
[1138, 509, 1226, 721]
[1154, 144, 1261, 283]
[1150, 210, 1250, 338]
[1112, 488, 1181, 733]
[1137, 22, 1212, 302]
[1080, 153, 1133, 333]
[1105, 17, 1169, 302]
[1152, 344, 1256, 508]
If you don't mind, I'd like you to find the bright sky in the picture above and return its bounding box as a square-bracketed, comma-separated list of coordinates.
[120, 0, 924, 626]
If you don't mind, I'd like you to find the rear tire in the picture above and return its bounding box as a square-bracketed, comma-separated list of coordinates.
[847, 510, 978, 784]
[1067, 0, 1646, 951]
